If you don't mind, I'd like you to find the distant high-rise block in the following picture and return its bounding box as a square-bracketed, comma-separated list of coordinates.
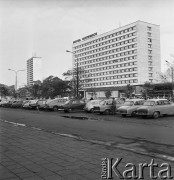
[27, 57, 43, 86]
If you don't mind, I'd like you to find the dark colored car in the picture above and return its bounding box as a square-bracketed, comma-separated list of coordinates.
[63, 99, 86, 113]
[11, 100, 23, 108]
[0, 100, 9, 107]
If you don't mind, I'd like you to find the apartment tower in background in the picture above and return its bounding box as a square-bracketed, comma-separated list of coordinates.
[27, 57, 43, 86]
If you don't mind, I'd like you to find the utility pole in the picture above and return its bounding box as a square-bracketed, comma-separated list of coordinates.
[8, 69, 25, 91]
[165, 60, 174, 98]
[66, 50, 79, 98]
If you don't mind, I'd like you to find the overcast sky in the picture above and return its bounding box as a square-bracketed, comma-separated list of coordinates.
[0, 0, 174, 87]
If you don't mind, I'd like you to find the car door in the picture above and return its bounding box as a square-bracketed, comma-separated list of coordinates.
[71, 100, 78, 110]
[79, 100, 85, 110]
[163, 100, 173, 115]
[155, 100, 164, 114]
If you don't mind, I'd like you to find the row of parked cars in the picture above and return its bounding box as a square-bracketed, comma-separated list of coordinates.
[0, 98, 174, 119]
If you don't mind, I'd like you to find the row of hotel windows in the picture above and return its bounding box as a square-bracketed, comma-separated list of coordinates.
[82, 67, 138, 76]
[74, 32, 136, 53]
[75, 41, 137, 58]
[75, 49, 137, 63]
[81, 61, 137, 71]
[83, 79, 139, 87]
[74, 26, 136, 49]
[82, 73, 138, 82]
[78, 55, 137, 66]
[76, 55, 152, 67]
[80, 66, 153, 79]
[84, 72, 153, 82]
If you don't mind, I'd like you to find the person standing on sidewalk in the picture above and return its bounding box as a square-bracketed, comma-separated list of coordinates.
[111, 98, 117, 115]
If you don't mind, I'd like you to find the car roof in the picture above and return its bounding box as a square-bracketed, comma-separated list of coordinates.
[91, 99, 102, 102]
[126, 99, 145, 102]
[146, 99, 168, 101]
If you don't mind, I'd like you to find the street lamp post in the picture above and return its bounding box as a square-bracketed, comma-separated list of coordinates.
[165, 60, 174, 97]
[66, 50, 79, 98]
[8, 69, 25, 91]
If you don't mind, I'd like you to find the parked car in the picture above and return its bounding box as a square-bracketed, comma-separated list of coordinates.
[117, 99, 145, 117]
[44, 98, 68, 111]
[22, 100, 31, 109]
[37, 100, 47, 110]
[84, 99, 103, 113]
[63, 99, 86, 113]
[93, 98, 124, 115]
[137, 99, 174, 119]
[0, 100, 9, 107]
[2, 100, 16, 108]
[11, 100, 23, 108]
[29, 100, 39, 109]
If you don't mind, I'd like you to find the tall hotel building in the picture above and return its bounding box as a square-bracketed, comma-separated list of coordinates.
[27, 57, 43, 86]
[72, 21, 161, 97]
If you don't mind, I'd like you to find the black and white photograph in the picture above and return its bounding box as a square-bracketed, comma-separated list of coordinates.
[0, 0, 174, 179]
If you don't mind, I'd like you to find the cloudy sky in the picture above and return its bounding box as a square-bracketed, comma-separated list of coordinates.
[0, 0, 174, 87]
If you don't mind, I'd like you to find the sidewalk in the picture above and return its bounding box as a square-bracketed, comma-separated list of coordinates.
[0, 121, 171, 180]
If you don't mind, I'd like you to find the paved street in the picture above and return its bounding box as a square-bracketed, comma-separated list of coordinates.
[0, 108, 174, 179]
[1, 119, 174, 180]
[1, 108, 174, 158]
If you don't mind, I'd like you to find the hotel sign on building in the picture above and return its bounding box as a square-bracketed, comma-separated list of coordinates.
[73, 33, 97, 44]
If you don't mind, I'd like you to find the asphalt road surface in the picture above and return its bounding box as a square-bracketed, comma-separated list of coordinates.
[1, 108, 174, 160]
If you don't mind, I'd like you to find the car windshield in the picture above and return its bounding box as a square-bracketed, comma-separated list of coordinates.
[123, 101, 134, 106]
[134, 101, 144, 105]
[99, 100, 106, 105]
[143, 101, 155, 106]
[64, 100, 70, 105]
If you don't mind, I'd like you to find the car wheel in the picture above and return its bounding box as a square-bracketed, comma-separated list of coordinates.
[153, 111, 160, 119]
[90, 108, 94, 113]
[68, 108, 72, 113]
[122, 114, 126, 117]
[99, 112, 103, 115]
[104, 109, 110, 115]
[64, 110, 68, 113]
[131, 111, 137, 117]
[53, 106, 58, 112]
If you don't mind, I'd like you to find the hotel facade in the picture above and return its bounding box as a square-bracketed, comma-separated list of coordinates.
[72, 21, 161, 98]
[27, 57, 43, 86]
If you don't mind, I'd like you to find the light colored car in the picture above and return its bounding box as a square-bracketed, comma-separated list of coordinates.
[22, 100, 38, 109]
[44, 98, 68, 111]
[93, 98, 124, 115]
[23, 101, 30, 109]
[84, 99, 103, 113]
[117, 99, 145, 117]
[37, 100, 46, 110]
[29, 100, 39, 109]
[137, 99, 174, 119]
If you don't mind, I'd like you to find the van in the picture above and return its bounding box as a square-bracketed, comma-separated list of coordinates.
[44, 98, 68, 111]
